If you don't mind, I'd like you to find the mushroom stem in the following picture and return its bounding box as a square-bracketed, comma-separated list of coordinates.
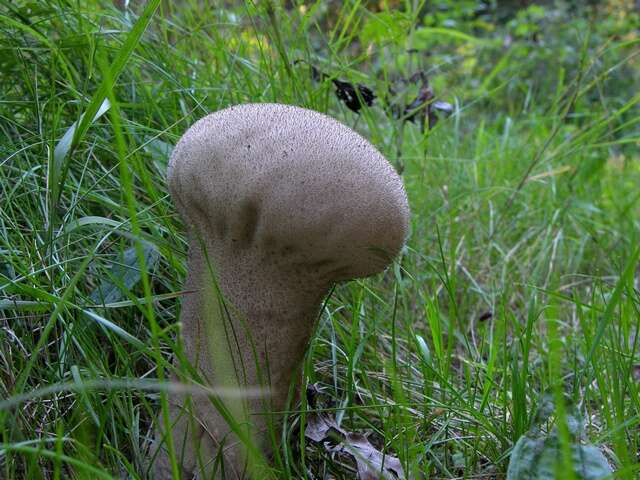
[155, 103, 410, 479]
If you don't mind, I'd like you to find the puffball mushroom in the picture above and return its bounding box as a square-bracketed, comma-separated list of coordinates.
[155, 103, 409, 478]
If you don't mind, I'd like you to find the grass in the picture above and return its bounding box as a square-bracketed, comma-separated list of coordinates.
[1, 0, 639, 478]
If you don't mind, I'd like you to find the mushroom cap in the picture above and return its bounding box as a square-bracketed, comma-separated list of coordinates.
[168, 103, 409, 283]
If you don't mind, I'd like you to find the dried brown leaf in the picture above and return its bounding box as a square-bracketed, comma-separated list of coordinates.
[331, 432, 406, 480]
[305, 412, 345, 443]
[303, 385, 406, 479]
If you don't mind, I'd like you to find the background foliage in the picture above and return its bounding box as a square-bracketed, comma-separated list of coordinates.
[1, 0, 639, 478]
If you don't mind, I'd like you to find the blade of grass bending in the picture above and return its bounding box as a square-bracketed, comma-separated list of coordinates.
[52, 98, 111, 189]
[0, 378, 269, 412]
[98, 47, 180, 477]
[51, 0, 161, 206]
[0, 444, 115, 480]
[82, 309, 145, 349]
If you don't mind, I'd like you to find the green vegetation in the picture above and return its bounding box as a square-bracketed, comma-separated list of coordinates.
[1, 0, 639, 478]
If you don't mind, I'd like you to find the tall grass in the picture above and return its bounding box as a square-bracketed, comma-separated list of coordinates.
[1, 0, 639, 478]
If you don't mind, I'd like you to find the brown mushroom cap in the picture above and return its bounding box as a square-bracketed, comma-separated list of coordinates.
[168, 103, 409, 284]
[159, 103, 409, 478]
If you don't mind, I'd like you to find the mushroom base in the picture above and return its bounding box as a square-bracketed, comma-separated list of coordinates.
[153, 243, 329, 479]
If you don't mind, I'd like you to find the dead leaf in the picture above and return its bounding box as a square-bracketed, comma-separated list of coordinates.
[295, 60, 453, 127]
[304, 383, 347, 443]
[402, 73, 452, 130]
[332, 79, 376, 113]
[305, 411, 345, 443]
[331, 432, 406, 480]
[304, 385, 406, 479]
[293, 60, 375, 113]
[403, 74, 434, 125]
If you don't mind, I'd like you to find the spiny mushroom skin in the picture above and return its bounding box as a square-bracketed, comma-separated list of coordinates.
[156, 103, 409, 478]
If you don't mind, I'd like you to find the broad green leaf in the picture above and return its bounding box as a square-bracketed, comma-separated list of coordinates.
[507, 435, 612, 480]
[507, 397, 613, 480]
[90, 243, 159, 305]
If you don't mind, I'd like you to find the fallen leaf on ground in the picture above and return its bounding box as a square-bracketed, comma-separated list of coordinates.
[330, 432, 406, 480]
[304, 385, 406, 480]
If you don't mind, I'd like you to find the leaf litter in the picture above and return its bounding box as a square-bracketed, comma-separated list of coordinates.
[293, 60, 451, 127]
[304, 384, 406, 480]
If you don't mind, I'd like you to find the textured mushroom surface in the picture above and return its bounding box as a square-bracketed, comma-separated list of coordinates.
[156, 103, 409, 478]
